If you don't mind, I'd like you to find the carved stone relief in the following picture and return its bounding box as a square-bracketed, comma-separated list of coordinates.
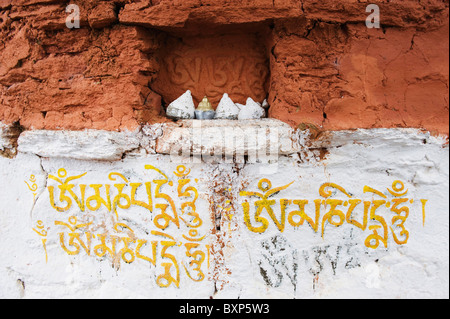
[152, 33, 270, 107]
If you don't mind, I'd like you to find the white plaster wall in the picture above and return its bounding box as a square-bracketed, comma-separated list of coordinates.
[0, 122, 448, 299]
[220, 134, 449, 299]
[0, 154, 217, 299]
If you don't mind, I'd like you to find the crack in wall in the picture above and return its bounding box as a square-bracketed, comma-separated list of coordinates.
[203, 162, 247, 298]
[29, 155, 49, 221]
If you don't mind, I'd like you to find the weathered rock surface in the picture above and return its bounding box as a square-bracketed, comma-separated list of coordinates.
[0, 121, 22, 158]
[0, 0, 448, 134]
[17, 128, 143, 161]
[154, 119, 300, 158]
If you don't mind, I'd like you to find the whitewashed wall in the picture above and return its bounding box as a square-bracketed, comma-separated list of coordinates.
[0, 120, 448, 299]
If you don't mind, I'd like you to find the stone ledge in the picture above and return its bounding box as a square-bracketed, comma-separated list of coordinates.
[153, 119, 301, 156]
[309, 128, 448, 149]
[17, 129, 143, 161]
[12, 120, 448, 161]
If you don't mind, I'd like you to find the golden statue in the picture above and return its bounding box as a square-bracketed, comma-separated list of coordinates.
[197, 96, 213, 111]
[195, 96, 216, 119]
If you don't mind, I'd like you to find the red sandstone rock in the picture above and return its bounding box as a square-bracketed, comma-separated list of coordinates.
[0, 0, 448, 134]
[88, 2, 118, 29]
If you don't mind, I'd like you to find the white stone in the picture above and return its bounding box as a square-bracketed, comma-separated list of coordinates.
[154, 119, 300, 158]
[17, 129, 142, 161]
[214, 93, 240, 120]
[166, 90, 196, 120]
[238, 97, 266, 120]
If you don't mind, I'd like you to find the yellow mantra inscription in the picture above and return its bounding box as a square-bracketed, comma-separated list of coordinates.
[240, 179, 428, 250]
[53, 216, 209, 288]
[31, 165, 429, 288]
[41, 165, 208, 288]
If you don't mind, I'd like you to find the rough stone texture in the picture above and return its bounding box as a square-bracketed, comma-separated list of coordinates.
[156, 119, 300, 157]
[0, 121, 22, 158]
[165, 90, 196, 120]
[151, 33, 270, 107]
[15, 119, 447, 162]
[0, 127, 448, 298]
[15, 119, 302, 160]
[0, 2, 169, 131]
[0, 0, 448, 134]
[17, 128, 144, 161]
